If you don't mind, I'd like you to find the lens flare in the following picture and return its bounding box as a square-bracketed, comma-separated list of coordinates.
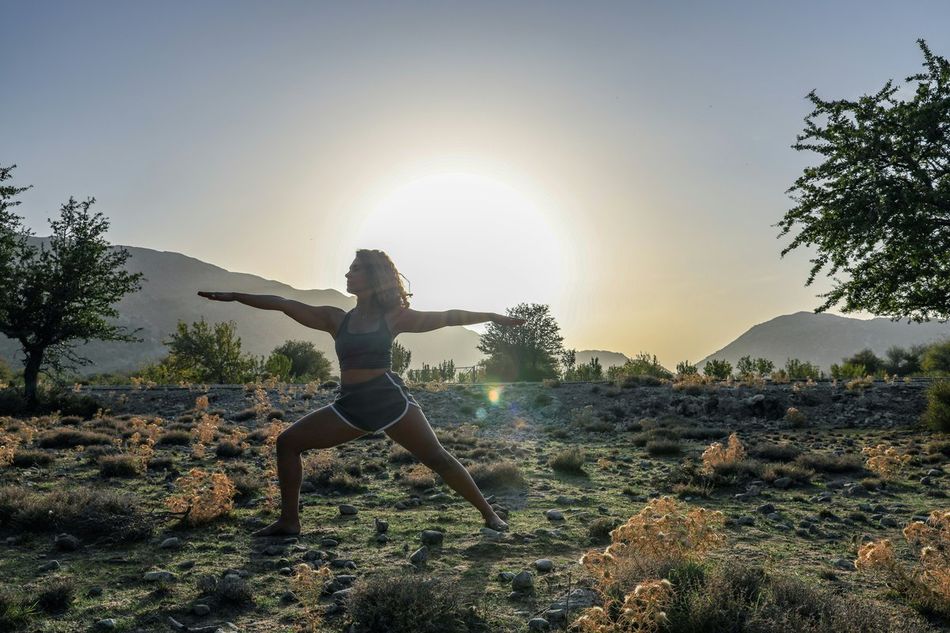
[487, 387, 502, 404]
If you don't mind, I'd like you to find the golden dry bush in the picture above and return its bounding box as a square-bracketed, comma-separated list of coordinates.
[253, 385, 271, 423]
[575, 497, 724, 632]
[166, 468, 236, 526]
[862, 443, 912, 480]
[783, 406, 807, 426]
[0, 431, 21, 467]
[701, 432, 746, 474]
[291, 562, 334, 632]
[191, 412, 221, 458]
[194, 394, 209, 411]
[855, 510, 950, 618]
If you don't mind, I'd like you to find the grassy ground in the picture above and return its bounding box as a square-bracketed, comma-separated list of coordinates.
[0, 379, 947, 632]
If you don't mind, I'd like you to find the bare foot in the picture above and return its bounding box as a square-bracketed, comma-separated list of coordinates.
[484, 515, 509, 532]
[252, 518, 301, 537]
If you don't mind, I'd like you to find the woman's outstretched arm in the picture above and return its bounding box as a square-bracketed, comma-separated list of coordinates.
[197, 291, 286, 311]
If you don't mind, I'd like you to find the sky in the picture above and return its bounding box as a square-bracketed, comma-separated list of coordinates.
[2, 1, 948, 370]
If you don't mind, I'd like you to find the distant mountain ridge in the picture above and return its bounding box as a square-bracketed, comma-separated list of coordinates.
[695, 311, 950, 374]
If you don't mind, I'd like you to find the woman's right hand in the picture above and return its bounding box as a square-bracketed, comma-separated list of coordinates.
[197, 291, 236, 302]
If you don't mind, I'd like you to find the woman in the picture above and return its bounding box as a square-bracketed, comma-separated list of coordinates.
[198, 248, 525, 537]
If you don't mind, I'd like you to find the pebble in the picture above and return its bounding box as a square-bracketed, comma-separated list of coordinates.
[833, 558, 856, 571]
[375, 518, 388, 533]
[159, 537, 182, 549]
[544, 509, 564, 521]
[143, 569, 176, 582]
[528, 617, 550, 631]
[339, 504, 358, 516]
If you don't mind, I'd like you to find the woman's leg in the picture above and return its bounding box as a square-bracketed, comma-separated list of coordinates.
[253, 404, 368, 536]
[384, 405, 508, 530]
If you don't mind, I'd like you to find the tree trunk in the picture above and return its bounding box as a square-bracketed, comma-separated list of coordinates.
[23, 351, 42, 410]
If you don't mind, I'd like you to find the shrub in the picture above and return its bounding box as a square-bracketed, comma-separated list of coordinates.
[10, 449, 54, 468]
[37, 429, 111, 448]
[397, 463, 438, 490]
[862, 443, 912, 480]
[701, 433, 746, 474]
[156, 430, 192, 446]
[646, 439, 682, 456]
[0, 486, 152, 542]
[302, 452, 366, 493]
[588, 516, 622, 541]
[922, 379, 950, 432]
[98, 454, 143, 478]
[783, 406, 808, 427]
[388, 444, 417, 464]
[793, 452, 864, 473]
[855, 510, 950, 619]
[345, 574, 470, 633]
[548, 446, 587, 474]
[533, 392, 553, 408]
[166, 468, 236, 526]
[37, 576, 75, 614]
[215, 439, 245, 458]
[0, 587, 37, 631]
[749, 442, 802, 462]
[921, 339, 950, 375]
[468, 460, 527, 491]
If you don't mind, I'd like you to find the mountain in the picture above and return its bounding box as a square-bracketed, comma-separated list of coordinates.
[0, 237, 493, 377]
[695, 311, 950, 374]
[574, 350, 631, 369]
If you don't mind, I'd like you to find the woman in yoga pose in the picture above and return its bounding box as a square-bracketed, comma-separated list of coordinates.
[198, 248, 525, 536]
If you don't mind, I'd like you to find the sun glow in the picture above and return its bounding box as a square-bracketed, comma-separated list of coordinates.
[353, 170, 573, 318]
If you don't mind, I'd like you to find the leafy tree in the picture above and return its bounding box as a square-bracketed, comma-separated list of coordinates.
[830, 361, 867, 380]
[843, 348, 885, 375]
[883, 344, 927, 376]
[0, 165, 145, 407]
[271, 339, 331, 381]
[754, 357, 775, 377]
[560, 348, 577, 379]
[391, 340, 411, 376]
[573, 356, 603, 381]
[736, 355, 756, 378]
[162, 317, 257, 384]
[477, 303, 563, 382]
[922, 339, 950, 375]
[784, 358, 822, 380]
[264, 352, 293, 381]
[675, 360, 698, 376]
[703, 359, 732, 380]
[774, 39, 950, 322]
[608, 352, 673, 380]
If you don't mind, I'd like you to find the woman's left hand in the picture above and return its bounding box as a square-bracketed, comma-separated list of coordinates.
[493, 314, 527, 327]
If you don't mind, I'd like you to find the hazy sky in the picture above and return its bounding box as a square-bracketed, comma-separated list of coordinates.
[3, 1, 948, 369]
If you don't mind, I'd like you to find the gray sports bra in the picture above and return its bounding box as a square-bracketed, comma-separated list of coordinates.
[334, 309, 394, 371]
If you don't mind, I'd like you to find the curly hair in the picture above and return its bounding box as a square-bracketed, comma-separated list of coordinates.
[355, 249, 413, 311]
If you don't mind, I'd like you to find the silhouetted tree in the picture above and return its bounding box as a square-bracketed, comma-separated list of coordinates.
[0, 165, 144, 407]
[391, 340, 411, 376]
[775, 40, 950, 322]
[477, 303, 563, 381]
[163, 317, 257, 384]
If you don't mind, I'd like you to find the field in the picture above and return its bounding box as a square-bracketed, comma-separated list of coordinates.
[0, 377, 947, 632]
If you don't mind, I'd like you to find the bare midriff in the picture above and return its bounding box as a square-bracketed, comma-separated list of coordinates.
[340, 368, 389, 386]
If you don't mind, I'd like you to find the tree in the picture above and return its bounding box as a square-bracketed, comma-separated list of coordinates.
[573, 356, 603, 381]
[922, 339, 950, 375]
[784, 358, 822, 381]
[560, 348, 577, 379]
[477, 303, 563, 382]
[391, 340, 411, 376]
[270, 339, 331, 381]
[609, 352, 673, 380]
[842, 348, 885, 375]
[0, 165, 145, 407]
[774, 40, 950, 323]
[675, 360, 698, 376]
[703, 359, 732, 380]
[163, 317, 257, 384]
[264, 352, 293, 381]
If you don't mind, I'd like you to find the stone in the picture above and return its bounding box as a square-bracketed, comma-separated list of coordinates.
[38, 560, 61, 572]
[96, 619, 117, 630]
[512, 570, 534, 591]
[420, 530, 444, 546]
[375, 518, 388, 533]
[54, 533, 80, 551]
[833, 558, 856, 571]
[773, 477, 792, 489]
[528, 618, 550, 631]
[533, 559, 554, 572]
[143, 569, 176, 582]
[159, 537, 182, 549]
[193, 604, 210, 616]
[544, 509, 564, 521]
[339, 504, 358, 516]
[410, 546, 429, 564]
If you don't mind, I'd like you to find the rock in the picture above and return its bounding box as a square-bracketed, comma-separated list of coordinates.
[548, 587, 599, 611]
[264, 545, 286, 556]
[773, 477, 792, 489]
[833, 558, 856, 571]
[544, 509, 564, 521]
[757, 503, 775, 514]
[420, 530, 444, 546]
[193, 604, 210, 616]
[339, 504, 358, 516]
[512, 570, 534, 591]
[95, 619, 117, 630]
[321, 538, 339, 548]
[144, 569, 176, 582]
[737, 516, 755, 526]
[376, 533, 389, 544]
[528, 617, 550, 630]
[38, 560, 61, 572]
[281, 590, 298, 602]
[480, 527, 502, 540]
[87, 586, 103, 597]
[880, 516, 899, 528]
[159, 537, 182, 549]
[410, 546, 429, 564]
[375, 518, 388, 533]
[54, 533, 80, 551]
[533, 559, 554, 572]
[498, 571, 515, 582]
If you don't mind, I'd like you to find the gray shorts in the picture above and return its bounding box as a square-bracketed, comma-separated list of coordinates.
[329, 370, 421, 433]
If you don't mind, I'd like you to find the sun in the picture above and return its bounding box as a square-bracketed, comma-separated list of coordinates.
[353, 171, 572, 319]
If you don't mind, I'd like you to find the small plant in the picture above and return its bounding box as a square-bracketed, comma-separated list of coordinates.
[548, 446, 587, 474]
[783, 406, 808, 427]
[701, 432, 746, 474]
[190, 411, 221, 458]
[861, 443, 912, 480]
[166, 468, 236, 526]
[921, 379, 950, 432]
[291, 562, 333, 632]
[855, 510, 950, 618]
